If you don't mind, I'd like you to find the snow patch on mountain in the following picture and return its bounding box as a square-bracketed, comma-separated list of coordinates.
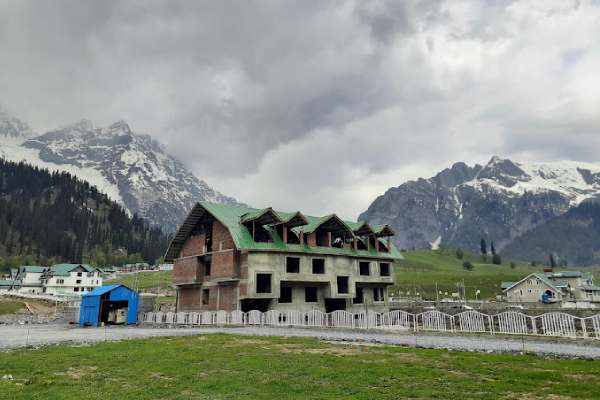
[0, 111, 243, 231]
[464, 157, 600, 206]
[360, 156, 600, 253]
[0, 136, 127, 207]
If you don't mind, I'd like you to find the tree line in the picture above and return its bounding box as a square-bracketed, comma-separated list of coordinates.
[0, 158, 170, 272]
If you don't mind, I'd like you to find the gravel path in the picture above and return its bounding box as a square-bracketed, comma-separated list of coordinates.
[2, 324, 600, 358]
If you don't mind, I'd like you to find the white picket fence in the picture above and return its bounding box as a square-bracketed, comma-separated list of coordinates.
[142, 309, 600, 340]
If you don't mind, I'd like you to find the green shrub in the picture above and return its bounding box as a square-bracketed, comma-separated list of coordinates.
[455, 248, 464, 260]
[462, 261, 474, 271]
[492, 254, 502, 265]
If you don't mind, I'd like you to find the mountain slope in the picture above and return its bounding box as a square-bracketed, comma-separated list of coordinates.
[0, 158, 169, 268]
[503, 201, 600, 266]
[360, 156, 600, 256]
[0, 110, 243, 232]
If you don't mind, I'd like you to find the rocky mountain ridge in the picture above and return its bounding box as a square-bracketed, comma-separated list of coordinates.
[359, 156, 600, 258]
[0, 110, 242, 232]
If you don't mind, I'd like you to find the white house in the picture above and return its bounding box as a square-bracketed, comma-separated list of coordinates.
[502, 271, 600, 304]
[12, 266, 46, 294]
[11, 264, 103, 297]
[41, 264, 103, 296]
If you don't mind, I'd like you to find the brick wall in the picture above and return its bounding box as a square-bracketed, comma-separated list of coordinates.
[173, 257, 200, 284]
[178, 287, 201, 311]
[307, 233, 317, 246]
[209, 221, 238, 279]
[181, 234, 205, 257]
[218, 285, 237, 311]
[213, 221, 234, 251]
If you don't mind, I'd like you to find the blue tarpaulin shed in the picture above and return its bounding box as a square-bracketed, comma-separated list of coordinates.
[79, 284, 139, 327]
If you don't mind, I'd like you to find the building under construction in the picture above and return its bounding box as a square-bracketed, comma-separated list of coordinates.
[165, 202, 401, 313]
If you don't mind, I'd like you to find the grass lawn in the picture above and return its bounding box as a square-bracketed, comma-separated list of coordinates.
[0, 300, 25, 315]
[1, 334, 599, 399]
[106, 270, 173, 291]
[394, 249, 600, 300]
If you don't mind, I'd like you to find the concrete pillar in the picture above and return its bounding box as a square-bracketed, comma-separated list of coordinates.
[283, 226, 288, 244]
[327, 232, 332, 247]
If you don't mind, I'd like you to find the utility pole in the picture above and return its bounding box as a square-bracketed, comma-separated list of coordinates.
[435, 282, 439, 305]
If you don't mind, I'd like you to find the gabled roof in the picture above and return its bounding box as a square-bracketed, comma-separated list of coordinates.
[301, 214, 355, 236]
[165, 202, 402, 262]
[49, 264, 96, 276]
[240, 207, 282, 226]
[373, 224, 395, 237]
[502, 273, 559, 292]
[348, 221, 374, 236]
[276, 211, 308, 228]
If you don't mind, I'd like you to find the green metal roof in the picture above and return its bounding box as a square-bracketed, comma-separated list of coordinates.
[0, 279, 16, 287]
[48, 263, 97, 276]
[240, 207, 281, 225]
[501, 273, 560, 292]
[166, 202, 402, 262]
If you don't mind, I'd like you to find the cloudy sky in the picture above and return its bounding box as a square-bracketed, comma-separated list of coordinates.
[1, 0, 600, 219]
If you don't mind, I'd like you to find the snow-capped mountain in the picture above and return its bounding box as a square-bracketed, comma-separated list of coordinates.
[0, 111, 242, 232]
[0, 108, 35, 141]
[359, 156, 600, 255]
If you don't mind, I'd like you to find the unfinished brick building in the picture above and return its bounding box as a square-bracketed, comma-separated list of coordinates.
[165, 202, 401, 313]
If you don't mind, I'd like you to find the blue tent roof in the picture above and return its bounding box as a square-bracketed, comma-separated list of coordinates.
[83, 284, 125, 297]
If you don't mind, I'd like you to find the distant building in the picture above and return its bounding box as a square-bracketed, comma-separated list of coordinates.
[165, 202, 401, 313]
[119, 263, 151, 272]
[502, 271, 600, 303]
[10, 264, 103, 296]
[158, 264, 173, 271]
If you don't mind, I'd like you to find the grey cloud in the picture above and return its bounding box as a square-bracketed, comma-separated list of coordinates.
[1, 0, 600, 218]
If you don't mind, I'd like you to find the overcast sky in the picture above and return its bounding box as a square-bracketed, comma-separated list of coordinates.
[1, 0, 600, 219]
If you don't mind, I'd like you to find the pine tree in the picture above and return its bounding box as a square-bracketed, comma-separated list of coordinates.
[480, 238, 487, 255]
[490, 241, 496, 256]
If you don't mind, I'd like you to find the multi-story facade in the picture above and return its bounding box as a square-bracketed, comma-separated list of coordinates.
[502, 271, 600, 303]
[10, 264, 103, 296]
[41, 264, 103, 296]
[165, 202, 401, 313]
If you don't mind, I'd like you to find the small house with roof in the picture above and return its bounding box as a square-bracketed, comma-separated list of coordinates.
[10, 264, 103, 296]
[11, 266, 46, 294]
[502, 270, 600, 303]
[165, 202, 401, 313]
[41, 264, 103, 296]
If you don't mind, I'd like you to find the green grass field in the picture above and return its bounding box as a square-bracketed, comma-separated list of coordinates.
[1, 334, 599, 399]
[0, 300, 25, 315]
[393, 249, 600, 300]
[106, 270, 173, 291]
